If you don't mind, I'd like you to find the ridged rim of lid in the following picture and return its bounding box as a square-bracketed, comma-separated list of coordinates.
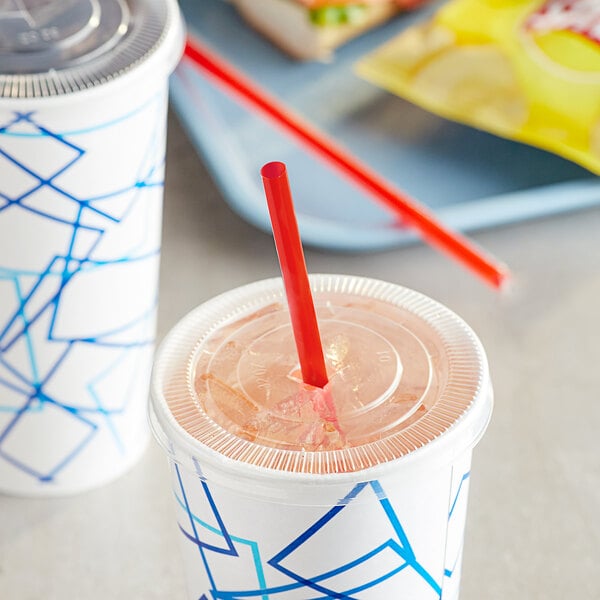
[150, 275, 493, 484]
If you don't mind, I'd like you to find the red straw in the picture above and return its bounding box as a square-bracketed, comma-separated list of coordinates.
[183, 37, 510, 290]
[261, 161, 328, 389]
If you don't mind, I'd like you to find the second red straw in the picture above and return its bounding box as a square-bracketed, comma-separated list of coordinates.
[261, 161, 329, 389]
[184, 37, 510, 290]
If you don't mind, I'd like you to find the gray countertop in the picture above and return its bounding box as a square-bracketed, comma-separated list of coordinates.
[1, 111, 599, 600]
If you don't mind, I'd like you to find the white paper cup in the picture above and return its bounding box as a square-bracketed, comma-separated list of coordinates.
[0, 0, 184, 496]
[150, 275, 493, 599]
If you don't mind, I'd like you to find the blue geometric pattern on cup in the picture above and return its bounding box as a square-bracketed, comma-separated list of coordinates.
[174, 465, 472, 599]
[0, 102, 164, 484]
[441, 470, 471, 598]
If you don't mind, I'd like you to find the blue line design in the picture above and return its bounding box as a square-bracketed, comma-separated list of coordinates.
[0, 100, 165, 484]
[0, 352, 31, 386]
[444, 538, 463, 583]
[174, 474, 446, 599]
[177, 477, 238, 557]
[370, 480, 415, 560]
[448, 471, 470, 519]
[0, 377, 29, 400]
[173, 492, 269, 600]
[270, 482, 368, 563]
[86, 381, 124, 454]
[175, 457, 269, 600]
[175, 464, 218, 592]
[13, 277, 39, 385]
[440, 468, 472, 598]
[0, 92, 163, 138]
[48, 300, 157, 346]
[0, 393, 98, 482]
[343, 561, 410, 595]
[0, 395, 37, 445]
[268, 480, 441, 599]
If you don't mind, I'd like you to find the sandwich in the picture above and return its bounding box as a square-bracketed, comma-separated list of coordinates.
[231, 0, 427, 61]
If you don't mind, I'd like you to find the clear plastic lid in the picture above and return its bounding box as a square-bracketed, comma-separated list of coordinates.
[150, 275, 493, 481]
[0, 0, 183, 98]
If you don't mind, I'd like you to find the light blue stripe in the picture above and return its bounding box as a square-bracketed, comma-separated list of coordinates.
[173, 491, 269, 599]
[14, 277, 39, 385]
[0, 91, 165, 138]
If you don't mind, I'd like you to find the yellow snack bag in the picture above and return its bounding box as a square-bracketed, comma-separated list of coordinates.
[356, 0, 600, 174]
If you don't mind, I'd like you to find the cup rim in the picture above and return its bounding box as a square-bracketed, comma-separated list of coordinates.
[149, 275, 493, 493]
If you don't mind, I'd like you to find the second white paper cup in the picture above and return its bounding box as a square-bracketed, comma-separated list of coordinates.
[150, 275, 493, 599]
[0, 0, 184, 496]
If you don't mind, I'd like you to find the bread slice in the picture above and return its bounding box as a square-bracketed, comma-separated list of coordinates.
[231, 0, 399, 61]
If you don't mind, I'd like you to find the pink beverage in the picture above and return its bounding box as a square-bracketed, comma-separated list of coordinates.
[150, 275, 492, 599]
[191, 293, 449, 466]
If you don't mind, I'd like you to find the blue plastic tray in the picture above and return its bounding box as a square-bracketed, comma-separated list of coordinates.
[171, 0, 600, 250]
